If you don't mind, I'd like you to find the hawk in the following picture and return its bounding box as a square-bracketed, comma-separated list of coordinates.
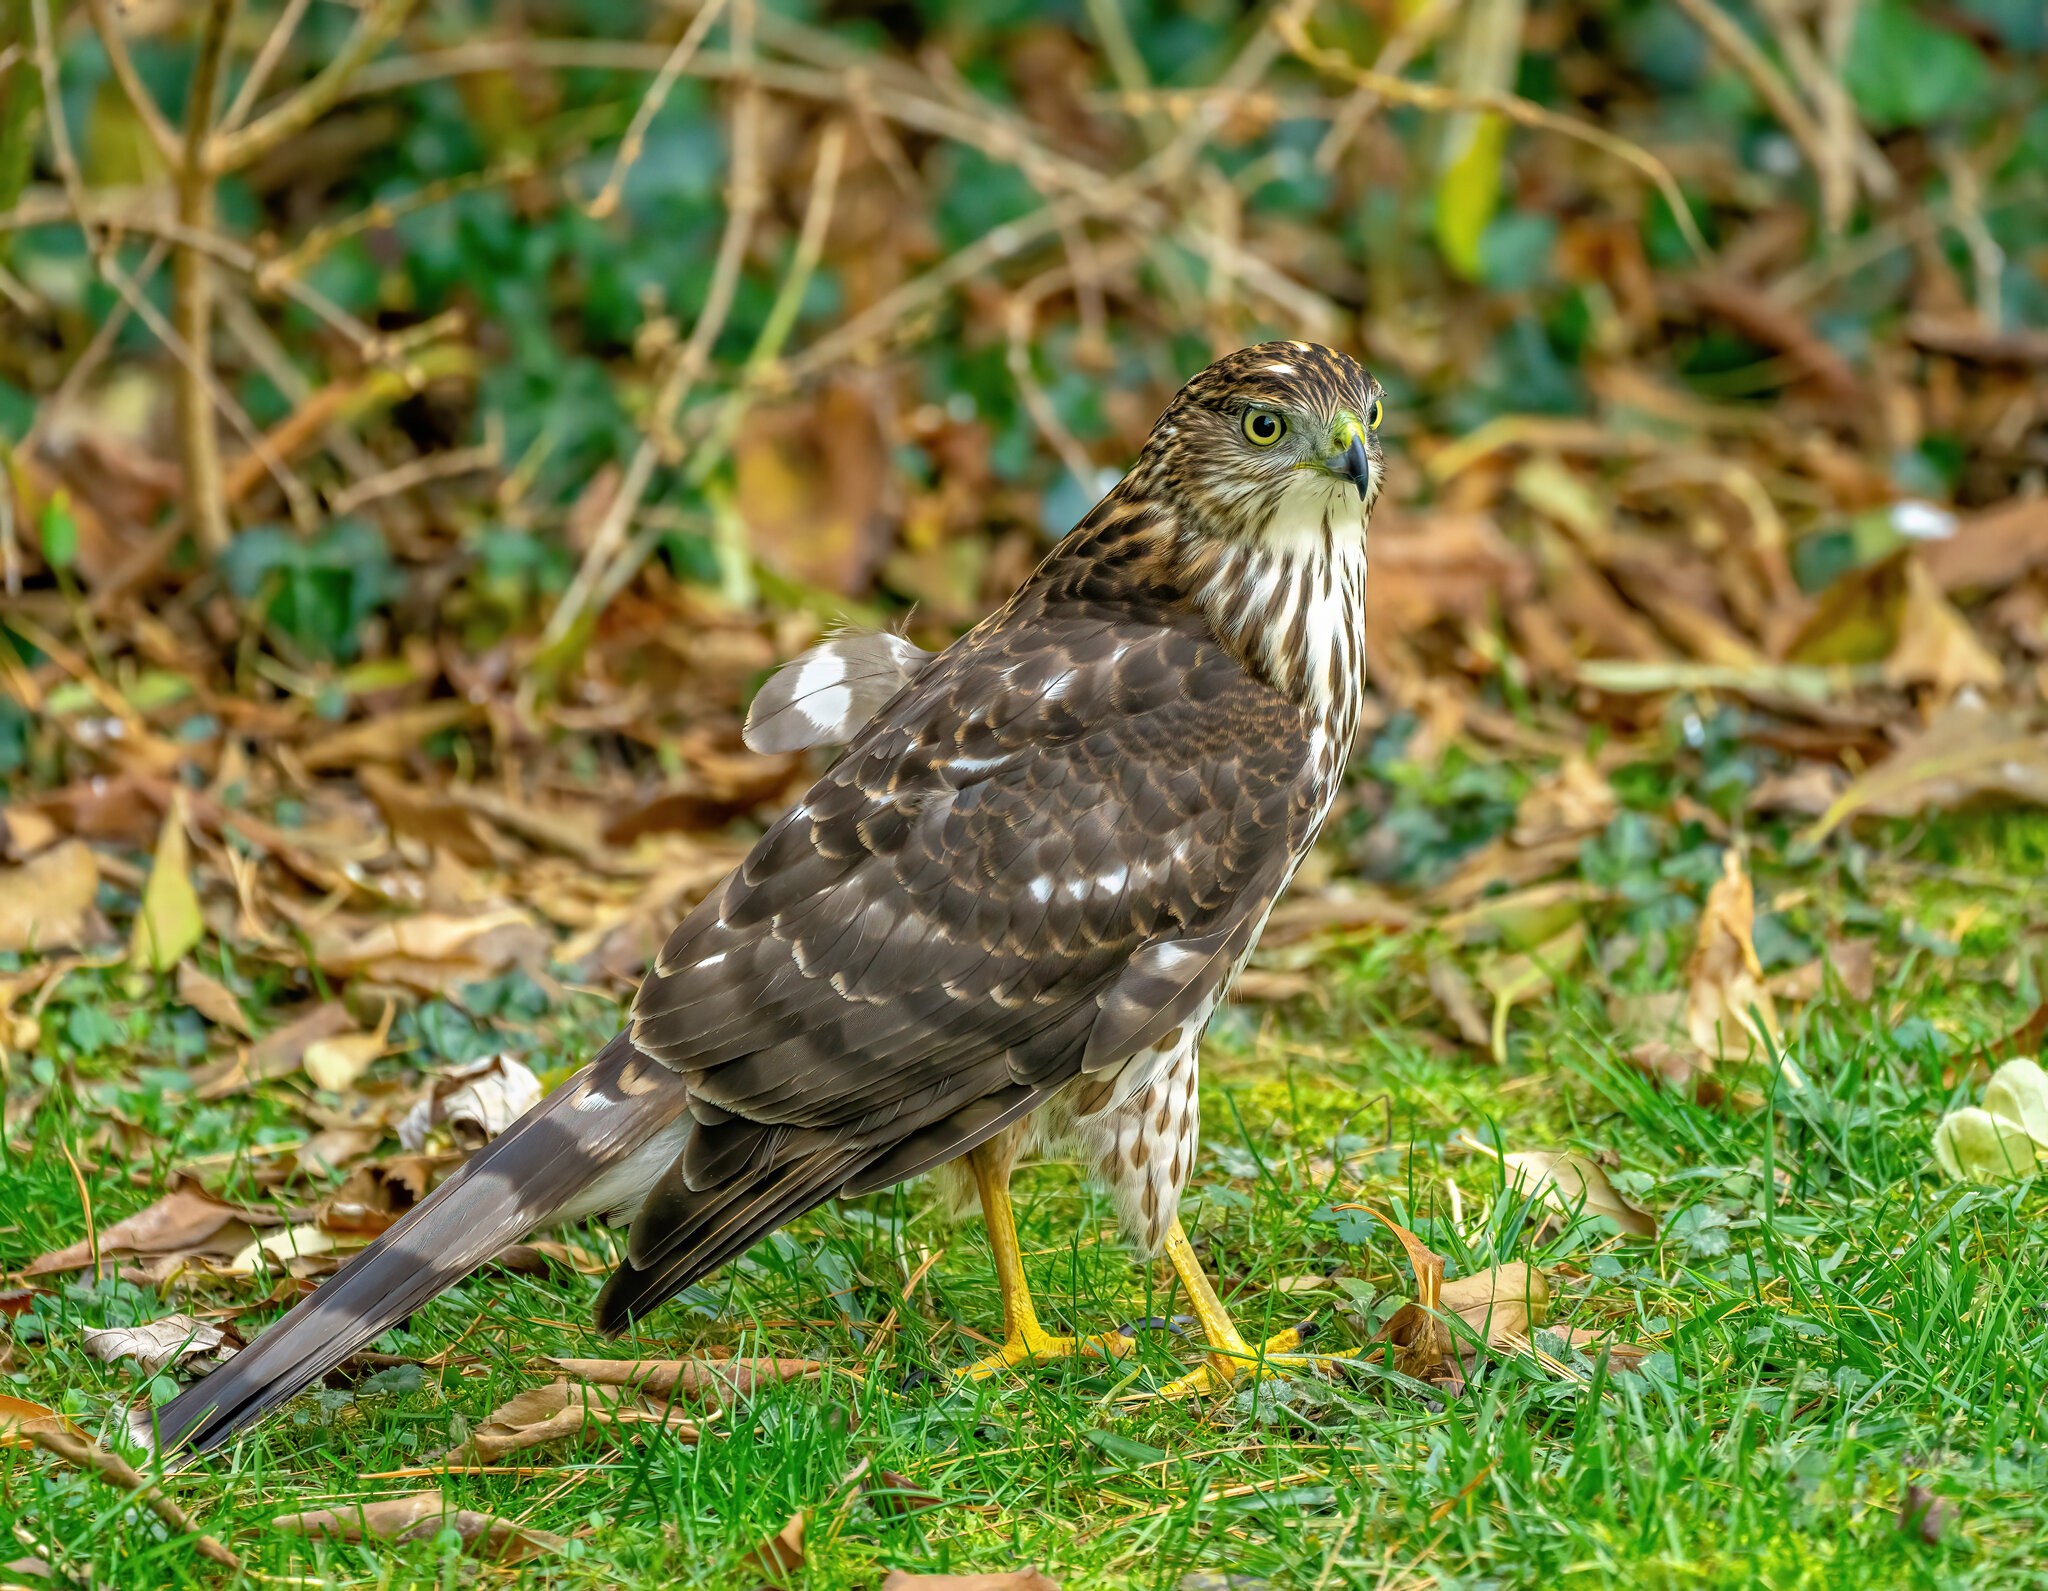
[153, 341, 1384, 1452]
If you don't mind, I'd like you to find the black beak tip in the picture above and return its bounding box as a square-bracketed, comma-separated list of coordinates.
[1340, 436, 1372, 500]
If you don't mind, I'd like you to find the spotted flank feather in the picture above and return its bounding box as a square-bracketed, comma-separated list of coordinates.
[147, 342, 1384, 1452]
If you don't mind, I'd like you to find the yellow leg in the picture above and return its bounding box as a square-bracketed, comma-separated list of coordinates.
[1141, 1220, 1317, 1400]
[955, 1143, 1134, 1380]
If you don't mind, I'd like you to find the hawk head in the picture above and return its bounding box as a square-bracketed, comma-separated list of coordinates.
[1129, 341, 1385, 547]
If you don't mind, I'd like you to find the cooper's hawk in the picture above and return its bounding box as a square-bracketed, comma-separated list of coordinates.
[153, 341, 1384, 1451]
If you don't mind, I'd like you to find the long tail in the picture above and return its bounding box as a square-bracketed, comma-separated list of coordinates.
[149, 1033, 690, 1455]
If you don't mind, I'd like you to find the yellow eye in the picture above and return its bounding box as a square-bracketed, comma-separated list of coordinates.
[1243, 409, 1285, 446]
[1368, 398, 1385, 431]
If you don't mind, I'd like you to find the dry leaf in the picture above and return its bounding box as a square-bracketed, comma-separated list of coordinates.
[1544, 1326, 1652, 1374]
[192, 1001, 354, 1099]
[24, 1185, 280, 1276]
[130, 790, 203, 972]
[0, 840, 102, 953]
[880, 1572, 1060, 1591]
[1882, 556, 2004, 696]
[296, 701, 482, 771]
[1501, 1150, 1657, 1238]
[743, 1511, 808, 1585]
[1439, 1262, 1551, 1345]
[174, 964, 251, 1037]
[80, 1314, 234, 1377]
[309, 906, 551, 994]
[544, 1356, 824, 1399]
[1687, 849, 1780, 1064]
[223, 1221, 344, 1277]
[1426, 956, 1492, 1050]
[398, 1053, 542, 1151]
[1510, 755, 1617, 846]
[318, 1153, 450, 1235]
[0, 805, 59, 860]
[302, 1003, 395, 1093]
[440, 1378, 700, 1466]
[1477, 920, 1588, 1062]
[272, 1491, 564, 1565]
[1807, 700, 2048, 840]
[1921, 496, 2048, 594]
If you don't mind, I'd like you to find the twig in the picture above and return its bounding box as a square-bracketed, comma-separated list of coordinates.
[0, 191, 387, 356]
[329, 438, 500, 515]
[175, 0, 240, 557]
[80, 0, 181, 164]
[21, 240, 169, 460]
[1007, 277, 1105, 490]
[1315, 0, 1465, 172]
[1667, 0, 1841, 230]
[1280, 9, 1709, 261]
[1753, 0, 1895, 213]
[1938, 144, 2004, 331]
[219, 0, 313, 134]
[588, 0, 731, 218]
[536, 0, 763, 657]
[21, 1424, 242, 1570]
[206, 0, 418, 175]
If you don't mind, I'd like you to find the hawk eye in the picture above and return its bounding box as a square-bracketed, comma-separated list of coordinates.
[1368, 398, 1385, 431]
[1243, 409, 1285, 446]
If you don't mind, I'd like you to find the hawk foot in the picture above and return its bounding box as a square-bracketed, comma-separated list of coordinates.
[1135, 1319, 1325, 1402]
[954, 1320, 1136, 1381]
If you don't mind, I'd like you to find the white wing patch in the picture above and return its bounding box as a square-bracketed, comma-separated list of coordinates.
[743, 631, 935, 754]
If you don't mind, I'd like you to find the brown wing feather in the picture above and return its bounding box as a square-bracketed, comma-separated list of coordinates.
[598, 533, 1319, 1326]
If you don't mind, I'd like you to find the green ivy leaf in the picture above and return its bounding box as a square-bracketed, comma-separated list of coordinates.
[1846, 0, 1991, 131]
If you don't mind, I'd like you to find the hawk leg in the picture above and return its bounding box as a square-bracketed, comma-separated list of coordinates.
[1143, 1220, 1317, 1399]
[954, 1142, 1135, 1380]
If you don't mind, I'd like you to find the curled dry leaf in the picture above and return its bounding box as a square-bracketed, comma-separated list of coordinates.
[1807, 700, 2048, 841]
[398, 1053, 543, 1151]
[272, 1491, 565, 1565]
[1456, 1130, 1657, 1237]
[308, 906, 551, 995]
[1882, 556, 2004, 696]
[0, 840, 102, 954]
[192, 1000, 354, 1099]
[223, 1221, 344, 1278]
[0, 805, 60, 860]
[302, 1001, 396, 1093]
[439, 1378, 700, 1466]
[80, 1314, 235, 1377]
[1684, 849, 1794, 1091]
[318, 1153, 451, 1236]
[1426, 955, 1492, 1051]
[879, 1572, 1061, 1591]
[544, 1355, 824, 1399]
[130, 789, 204, 973]
[24, 1184, 282, 1277]
[1510, 754, 1618, 846]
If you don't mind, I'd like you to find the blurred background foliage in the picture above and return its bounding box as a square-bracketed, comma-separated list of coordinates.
[0, 0, 2045, 975]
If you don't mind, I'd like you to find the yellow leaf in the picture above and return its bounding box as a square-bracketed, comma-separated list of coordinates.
[130, 790, 203, 972]
[1434, 112, 1507, 281]
[0, 839, 100, 952]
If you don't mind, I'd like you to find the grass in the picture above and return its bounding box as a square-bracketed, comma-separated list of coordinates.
[3, 817, 2046, 1589]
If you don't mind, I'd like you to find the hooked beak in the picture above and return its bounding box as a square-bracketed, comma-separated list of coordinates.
[1327, 432, 1372, 501]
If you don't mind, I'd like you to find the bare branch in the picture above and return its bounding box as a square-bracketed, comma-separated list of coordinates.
[220, 0, 315, 134]
[206, 0, 419, 175]
[588, 0, 731, 219]
[175, 0, 240, 556]
[1279, 9, 1711, 261]
[81, 0, 182, 164]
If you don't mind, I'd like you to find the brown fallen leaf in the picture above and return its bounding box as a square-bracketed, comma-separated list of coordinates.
[296, 701, 482, 771]
[544, 1355, 825, 1399]
[1687, 849, 1780, 1066]
[439, 1378, 700, 1466]
[24, 1184, 282, 1277]
[130, 789, 203, 973]
[1544, 1326, 1652, 1374]
[1807, 701, 2048, 841]
[318, 1153, 453, 1236]
[1510, 754, 1617, 846]
[398, 1054, 542, 1151]
[1921, 496, 2048, 594]
[302, 1001, 396, 1094]
[0, 840, 103, 954]
[742, 1511, 807, 1585]
[307, 906, 552, 995]
[174, 964, 252, 1038]
[271, 1491, 564, 1565]
[1882, 556, 2004, 696]
[1454, 1130, 1656, 1237]
[0, 805, 60, 860]
[192, 1000, 354, 1099]
[1426, 956, 1492, 1051]
[80, 1314, 236, 1377]
[880, 1572, 1061, 1591]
